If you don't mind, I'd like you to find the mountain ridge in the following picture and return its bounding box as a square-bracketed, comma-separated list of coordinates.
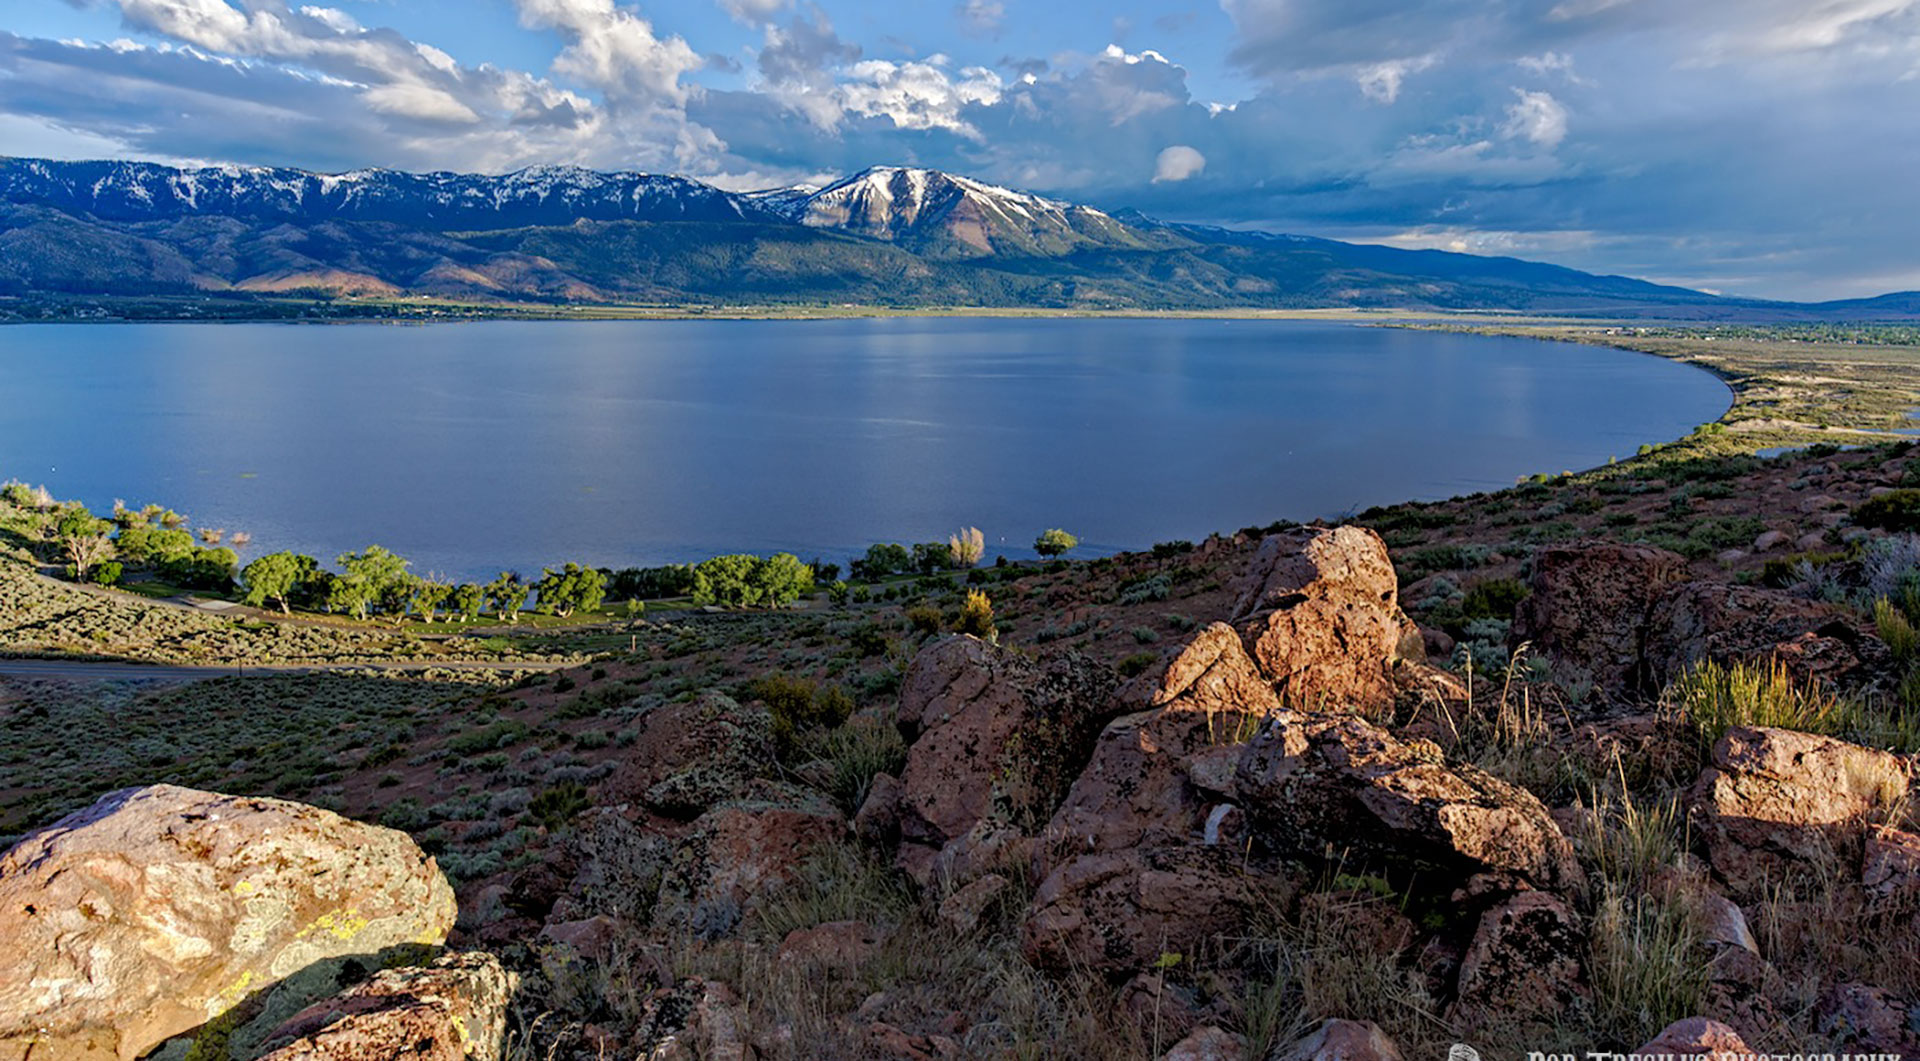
[2, 156, 1912, 318]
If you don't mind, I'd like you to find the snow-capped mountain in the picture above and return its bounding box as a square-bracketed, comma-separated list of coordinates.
[752, 166, 1159, 258]
[0, 158, 767, 229]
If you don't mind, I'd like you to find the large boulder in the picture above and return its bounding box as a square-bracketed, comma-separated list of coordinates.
[1038, 624, 1276, 872]
[893, 636, 1118, 884]
[256, 952, 516, 1061]
[1635, 1018, 1753, 1058]
[1233, 713, 1580, 892]
[1511, 543, 1690, 694]
[0, 785, 455, 1061]
[1228, 527, 1409, 711]
[1515, 542, 1885, 697]
[1021, 847, 1261, 973]
[1451, 892, 1589, 1032]
[1159, 1026, 1245, 1061]
[652, 798, 844, 938]
[1689, 726, 1913, 900]
[600, 692, 774, 818]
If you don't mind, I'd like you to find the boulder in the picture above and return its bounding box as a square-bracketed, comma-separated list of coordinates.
[1228, 526, 1408, 712]
[1159, 1026, 1245, 1061]
[1512, 542, 1688, 694]
[1515, 542, 1887, 697]
[852, 772, 903, 845]
[0, 785, 455, 1061]
[893, 636, 1118, 884]
[1634, 1018, 1753, 1058]
[1233, 713, 1580, 891]
[1818, 983, 1920, 1053]
[1118, 973, 1202, 1046]
[776, 920, 885, 970]
[256, 952, 516, 1061]
[937, 873, 1009, 936]
[1022, 847, 1261, 973]
[1266, 1019, 1404, 1061]
[632, 979, 754, 1061]
[1452, 892, 1588, 1031]
[1689, 726, 1912, 900]
[600, 692, 774, 817]
[652, 800, 844, 938]
[1863, 827, 1920, 910]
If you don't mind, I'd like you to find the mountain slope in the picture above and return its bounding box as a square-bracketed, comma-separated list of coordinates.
[5, 155, 1904, 317]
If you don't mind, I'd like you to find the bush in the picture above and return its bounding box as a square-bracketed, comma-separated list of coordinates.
[906, 605, 943, 635]
[809, 716, 908, 815]
[691, 553, 814, 609]
[528, 781, 589, 830]
[1459, 578, 1529, 622]
[89, 561, 123, 586]
[1116, 651, 1159, 678]
[1034, 528, 1078, 558]
[744, 674, 854, 755]
[1855, 489, 1920, 533]
[953, 589, 995, 640]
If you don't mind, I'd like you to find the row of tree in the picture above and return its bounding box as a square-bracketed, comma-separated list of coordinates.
[848, 527, 1077, 580]
[239, 548, 609, 623]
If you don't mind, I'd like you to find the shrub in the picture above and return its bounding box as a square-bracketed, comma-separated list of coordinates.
[89, 561, 123, 586]
[1665, 658, 1850, 748]
[954, 589, 996, 640]
[1459, 577, 1529, 622]
[906, 605, 943, 636]
[949, 526, 985, 568]
[1034, 528, 1078, 559]
[808, 715, 908, 814]
[1879, 597, 1919, 668]
[528, 781, 589, 831]
[1856, 489, 1920, 533]
[1119, 574, 1171, 605]
[1116, 651, 1159, 678]
[744, 674, 854, 755]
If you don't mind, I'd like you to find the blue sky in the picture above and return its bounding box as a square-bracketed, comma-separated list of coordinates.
[4, 0, 1919, 300]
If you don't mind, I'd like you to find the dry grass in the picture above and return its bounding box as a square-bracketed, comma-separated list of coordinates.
[1664, 658, 1853, 748]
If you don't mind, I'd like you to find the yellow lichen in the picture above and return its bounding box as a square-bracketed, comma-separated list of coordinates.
[296, 908, 370, 942]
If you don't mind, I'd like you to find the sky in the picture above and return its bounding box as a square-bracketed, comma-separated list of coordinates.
[3, 1, 1919, 301]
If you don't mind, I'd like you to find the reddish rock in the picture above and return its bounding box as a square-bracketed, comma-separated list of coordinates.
[0, 785, 455, 1061]
[893, 636, 1117, 884]
[1158, 1025, 1245, 1061]
[653, 801, 844, 938]
[1863, 827, 1920, 910]
[1228, 526, 1409, 711]
[1113, 621, 1283, 718]
[633, 979, 754, 1061]
[777, 920, 885, 969]
[1268, 1019, 1404, 1061]
[1453, 892, 1589, 1031]
[1233, 713, 1580, 891]
[937, 873, 1009, 935]
[537, 915, 621, 965]
[1118, 973, 1201, 1045]
[864, 1022, 957, 1060]
[1635, 1018, 1753, 1057]
[600, 692, 774, 817]
[1818, 983, 1920, 1053]
[1512, 542, 1689, 694]
[852, 772, 903, 845]
[1022, 847, 1262, 973]
[1689, 726, 1912, 900]
[257, 952, 515, 1061]
[1515, 541, 1887, 697]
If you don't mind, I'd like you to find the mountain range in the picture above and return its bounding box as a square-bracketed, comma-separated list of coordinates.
[1, 156, 1911, 318]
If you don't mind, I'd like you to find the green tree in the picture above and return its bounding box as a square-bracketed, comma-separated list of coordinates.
[534, 563, 607, 618]
[115, 524, 195, 566]
[1034, 528, 1079, 559]
[55, 506, 115, 582]
[451, 582, 485, 623]
[487, 572, 529, 623]
[911, 542, 955, 575]
[326, 576, 374, 620]
[378, 572, 421, 625]
[412, 577, 453, 624]
[690, 553, 814, 609]
[856, 543, 911, 581]
[336, 546, 411, 621]
[241, 551, 316, 614]
[753, 553, 814, 607]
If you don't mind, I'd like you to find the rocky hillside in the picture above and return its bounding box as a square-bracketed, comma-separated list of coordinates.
[6, 441, 1920, 1059]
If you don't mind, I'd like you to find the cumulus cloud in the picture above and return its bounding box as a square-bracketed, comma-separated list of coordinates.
[956, 0, 1005, 39]
[1152, 144, 1205, 181]
[1502, 89, 1568, 148]
[513, 0, 702, 105]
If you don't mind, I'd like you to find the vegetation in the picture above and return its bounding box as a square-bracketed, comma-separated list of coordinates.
[690, 553, 814, 609]
[1034, 527, 1079, 559]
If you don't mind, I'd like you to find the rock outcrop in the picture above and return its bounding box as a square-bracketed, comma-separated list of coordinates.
[1228, 526, 1410, 711]
[1233, 713, 1580, 891]
[601, 692, 775, 818]
[889, 635, 1118, 884]
[1689, 725, 1912, 899]
[653, 798, 844, 938]
[1268, 1019, 1404, 1061]
[0, 785, 455, 1061]
[257, 952, 516, 1061]
[1452, 892, 1588, 1031]
[1515, 541, 1887, 697]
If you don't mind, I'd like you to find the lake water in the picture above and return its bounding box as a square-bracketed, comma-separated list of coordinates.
[0, 318, 1729, 580]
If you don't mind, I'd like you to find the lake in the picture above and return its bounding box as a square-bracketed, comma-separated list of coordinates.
[0, 318, 1729, 580]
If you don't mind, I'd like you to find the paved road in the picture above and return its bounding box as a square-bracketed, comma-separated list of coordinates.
[0, 657, 570, 684]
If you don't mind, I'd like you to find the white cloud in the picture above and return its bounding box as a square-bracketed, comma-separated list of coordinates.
[297, 6, 360, 34]
[717, 0, 790, 25]
[514, 0, 703, 105]
[838, 58, 1003, 135]
[1502, 88, 1568, 148]
[1152, 144, 1206, 182]
[1356, 55, 1436, 103]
